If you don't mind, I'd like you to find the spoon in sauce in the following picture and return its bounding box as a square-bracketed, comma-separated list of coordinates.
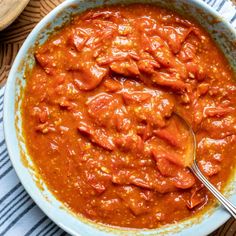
[174, 112, 236, 219]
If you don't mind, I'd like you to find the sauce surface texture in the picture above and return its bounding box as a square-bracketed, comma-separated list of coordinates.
[22, 4, 236, 228]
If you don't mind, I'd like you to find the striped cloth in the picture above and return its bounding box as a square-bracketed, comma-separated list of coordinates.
[0, 0, 236, 235]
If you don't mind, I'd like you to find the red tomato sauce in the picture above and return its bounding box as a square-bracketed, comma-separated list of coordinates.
[22, 4, 236, 228]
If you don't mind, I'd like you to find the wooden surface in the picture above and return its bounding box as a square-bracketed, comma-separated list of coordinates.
[0, 0, 235, 235]
[0, 0, 30, 31]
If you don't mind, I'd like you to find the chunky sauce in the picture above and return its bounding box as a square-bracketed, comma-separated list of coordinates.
[22, 4, 236, 228]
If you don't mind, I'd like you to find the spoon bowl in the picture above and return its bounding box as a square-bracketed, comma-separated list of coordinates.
[174, 112, 236, 219]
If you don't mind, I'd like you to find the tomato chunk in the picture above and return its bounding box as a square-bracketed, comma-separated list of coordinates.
[77, 121, 115, 151]
[73, 62, 108, 90]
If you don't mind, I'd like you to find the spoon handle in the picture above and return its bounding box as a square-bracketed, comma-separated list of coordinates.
[190, 161, 236, 219]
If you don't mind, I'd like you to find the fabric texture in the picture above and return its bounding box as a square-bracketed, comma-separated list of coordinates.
[0, 0, 236, 235]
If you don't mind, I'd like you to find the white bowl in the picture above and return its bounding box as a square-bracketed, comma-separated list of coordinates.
[3, 0, 236, 235]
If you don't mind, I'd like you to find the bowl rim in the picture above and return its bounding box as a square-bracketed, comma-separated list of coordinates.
[3, 0, 236, 235]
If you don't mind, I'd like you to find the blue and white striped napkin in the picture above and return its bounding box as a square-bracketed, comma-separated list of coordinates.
[0, 1, 236, 235]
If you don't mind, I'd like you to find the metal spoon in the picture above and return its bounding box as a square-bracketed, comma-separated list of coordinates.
[174, 112, 236, 219]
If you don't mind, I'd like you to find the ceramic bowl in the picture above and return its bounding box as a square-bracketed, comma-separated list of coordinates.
[3, 0, 236, 235]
